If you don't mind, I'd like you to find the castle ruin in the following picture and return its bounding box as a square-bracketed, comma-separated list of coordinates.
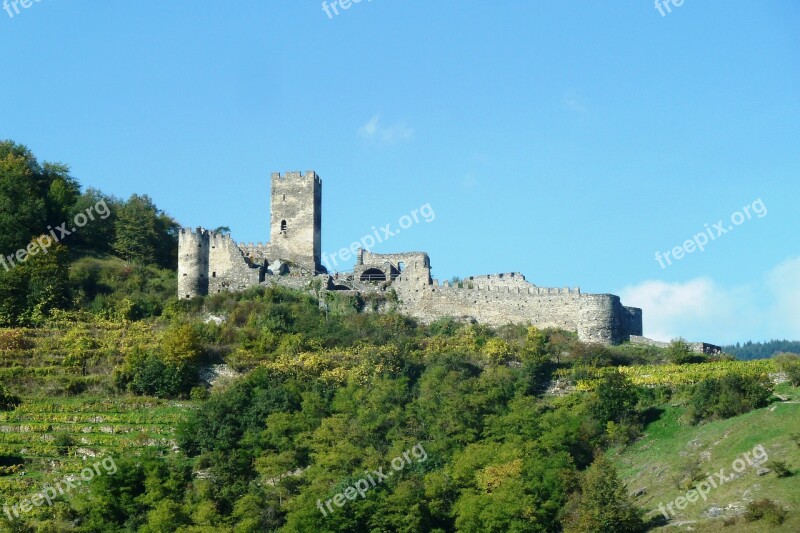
[178, 170, 644, 345]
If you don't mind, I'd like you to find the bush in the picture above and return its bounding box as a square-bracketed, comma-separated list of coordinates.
[684, 373, 772, 424]
[53, 433, 75, 456]
[0, 329, 32, 351]
[115, 347, 199, 399]
[774, 353, 800, 386]
[767, 460, 792, 478]
[744, 499, 787, 525]
[666, 338, 706, 365]
[0, 384, 21, 411]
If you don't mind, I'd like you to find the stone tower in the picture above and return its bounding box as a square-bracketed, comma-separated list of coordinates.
[178, 228, 210, 299]
[269, 171, 322, 272]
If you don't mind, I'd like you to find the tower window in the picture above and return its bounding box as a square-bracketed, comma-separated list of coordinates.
[283, 194, 286, 201]
[281, 220, 287, 232]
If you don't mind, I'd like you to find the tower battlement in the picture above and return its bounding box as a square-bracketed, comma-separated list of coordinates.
[271, 171, 321, 185]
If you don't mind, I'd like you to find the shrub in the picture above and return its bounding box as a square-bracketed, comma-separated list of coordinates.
[0, 384, 21, 411]
[774, 353, 800, 386]
[684, 373, 771, 424]
[116, 346, 199, 399]
[767, 460, 792, 478]
[744, 499, 787, 525]
[190, 386, 209, 401]
[53, 433, 75, 456]
[591, 370, 640, 425]
[0, 329, 32, 351]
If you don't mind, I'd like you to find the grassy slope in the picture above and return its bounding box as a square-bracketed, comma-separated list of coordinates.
[615, 383, 800, 532]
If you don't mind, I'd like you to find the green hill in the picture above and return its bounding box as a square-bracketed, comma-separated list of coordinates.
[615, 381, 800, 531]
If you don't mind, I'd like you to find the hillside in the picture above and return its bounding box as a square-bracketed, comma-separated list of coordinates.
[0, 280, 798, 531]
[615, 381, 800, 532]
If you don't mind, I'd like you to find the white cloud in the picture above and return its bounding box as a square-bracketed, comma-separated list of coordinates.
[358, 114, 413, 145]
[766, 257, 800, 337]
[620, 257, 800, 345]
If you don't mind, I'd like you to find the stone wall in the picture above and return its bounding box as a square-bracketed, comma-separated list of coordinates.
[629, 336, 721, 354]
[207, 232, 263, 295]
[269, 171, 322, 272]
[392, 280, 637, 344]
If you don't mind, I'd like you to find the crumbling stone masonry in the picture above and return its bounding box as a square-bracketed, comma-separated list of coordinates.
[178, 170, 643, 345]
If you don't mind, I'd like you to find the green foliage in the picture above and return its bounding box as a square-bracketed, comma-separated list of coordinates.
[683, 373, 772, 424]
[0, 240, 70, 326]
[666, 338, 705, 365]
[561, 455, 645, 533]
[116, 347, 199, 399]
[774, 352, 800, 386]
[69, 188, 117, 254]
[0, 383, 21, 411]
[69, 256, 177, 319]
[590, 371, 639, 425]
[744, 498, 788, 525]
[113, 194, 179, 268]
[0, 141, 78, 253]
[767, 459, 792, 478]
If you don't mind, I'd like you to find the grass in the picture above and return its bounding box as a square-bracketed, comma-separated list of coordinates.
[614, 385, 800, 532]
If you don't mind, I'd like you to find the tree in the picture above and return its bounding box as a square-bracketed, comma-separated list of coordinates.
[0, 141, 80, 253]
[591, 370, 639, 425]
[0, 239, 70, 325]
[0, 142, 48, 253]
[113, 194, 179, 268]
[667, 338, 697, 365]
[562, 455, 645, 532]
[70, 188, 118, 254]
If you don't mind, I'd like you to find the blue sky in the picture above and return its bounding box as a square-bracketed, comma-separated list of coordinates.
[1, 1, 798, 344]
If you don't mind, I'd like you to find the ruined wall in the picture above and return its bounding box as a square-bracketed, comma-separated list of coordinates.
[269, 171, 322, 272]
[629, 336, 721, 354]
[207, 233, 263, 295]
[458, 272, 533, 290]
[178, 169, 644, 344]
[393, 280, 639, 344]
[357, 251, 431, 288]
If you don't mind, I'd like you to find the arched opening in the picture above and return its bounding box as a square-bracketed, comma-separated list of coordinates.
[360, 268, 387, 282]
[280, 220, 287, 232]
[398, 261, 405, 272]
